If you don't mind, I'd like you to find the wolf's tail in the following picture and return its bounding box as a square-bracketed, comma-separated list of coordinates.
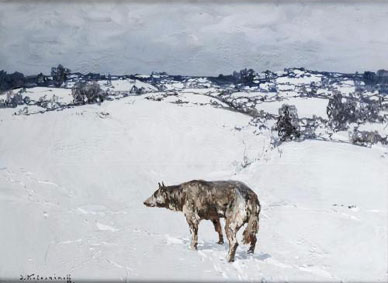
[242, 197, 260, 245]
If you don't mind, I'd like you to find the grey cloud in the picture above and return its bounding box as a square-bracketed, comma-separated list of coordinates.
[0, 1, 387, 75]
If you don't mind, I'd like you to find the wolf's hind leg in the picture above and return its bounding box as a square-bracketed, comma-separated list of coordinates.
[247, 234, 257, 254]
[225, 217, 244, 262]
[211, 218, 224, 244]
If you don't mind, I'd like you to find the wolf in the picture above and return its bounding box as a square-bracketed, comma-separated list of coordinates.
[143, 180, 261, 262]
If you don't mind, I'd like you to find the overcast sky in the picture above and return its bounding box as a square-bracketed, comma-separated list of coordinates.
[0, 1, 388, 76]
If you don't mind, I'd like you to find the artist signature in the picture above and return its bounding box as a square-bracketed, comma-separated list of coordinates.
[19, 273, 73, 282]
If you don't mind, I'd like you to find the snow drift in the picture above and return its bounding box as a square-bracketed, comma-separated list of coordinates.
[0, 84, 387, 281]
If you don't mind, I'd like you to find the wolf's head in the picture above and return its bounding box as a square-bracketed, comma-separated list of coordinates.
[143, 182, 168, 208]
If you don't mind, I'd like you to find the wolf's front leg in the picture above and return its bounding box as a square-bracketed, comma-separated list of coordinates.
[185, 215, 200, 250]
[212, 218, 224, 244]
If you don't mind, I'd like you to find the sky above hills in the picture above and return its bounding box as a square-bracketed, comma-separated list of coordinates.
[1, 1, 388, 75]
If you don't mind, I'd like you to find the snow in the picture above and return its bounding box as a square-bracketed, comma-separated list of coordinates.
[0, 90, 387, 281]
[332, 80, 356, 96]
[99, 79, 157, 92]
[256, 97, 329, 119]
[11, 87, 73, 104]
[357, 122, 388, 136]
[276, 74, 322, 85]
[164, 92, 219, 106]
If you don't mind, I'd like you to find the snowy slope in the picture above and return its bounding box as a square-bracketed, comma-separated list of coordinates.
[99, 78, 158, 92]
[0, 91, 387, 281]
[255, 97, 329, 119]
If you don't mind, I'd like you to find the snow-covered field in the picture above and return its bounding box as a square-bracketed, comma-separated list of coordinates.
[0, 89, 387, 281]
[255, 97, 329, 119]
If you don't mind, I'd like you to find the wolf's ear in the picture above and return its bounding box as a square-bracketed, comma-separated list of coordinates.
[158, 182, 162, 188]
[162, 181, 165, 187]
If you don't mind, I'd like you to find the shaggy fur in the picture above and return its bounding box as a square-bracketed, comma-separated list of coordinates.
[144, 180, 261, 262]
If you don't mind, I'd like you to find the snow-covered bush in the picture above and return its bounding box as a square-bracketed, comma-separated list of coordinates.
[299, 117, 320, 140]
[0, 89, 31, 108]
[350, 129, 387, 147]
[275, 104, 300, 141]
[130, 85, 147, 95]
[357, 100, 381, 122]
[72, 82, 108, 105]
[327, 93, 357, 130]
[15, 106, 28, 116]
[36, 95, 61, 110]
[0, 90, 24, 108]
[327, 93, 381, 131]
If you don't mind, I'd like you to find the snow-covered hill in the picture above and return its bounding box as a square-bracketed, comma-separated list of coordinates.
[0, 75, 387, 281]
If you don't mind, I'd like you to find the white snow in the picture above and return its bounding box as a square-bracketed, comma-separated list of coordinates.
[96, 223, 119, 232]
[357, 122, 388, 137]
[99, 79, 157, 92]
[0, 90, 386, 282]
[10, 87, 73, 104]
[256, 97, 329, 119]
[276, 74, 322, 85]
[332, 80, 356, 96]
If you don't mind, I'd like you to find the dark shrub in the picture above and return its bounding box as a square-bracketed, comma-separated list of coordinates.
[276, 104, 300, 141]
[0, 70, 25, 91]
[327, 93, 381, 131]
[72, 82, 108, 105]
[4, 90, 23, 108]
[51, 64, 70, 87]
[363, 71, 376, 85]
[327, 93, 357, 130]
